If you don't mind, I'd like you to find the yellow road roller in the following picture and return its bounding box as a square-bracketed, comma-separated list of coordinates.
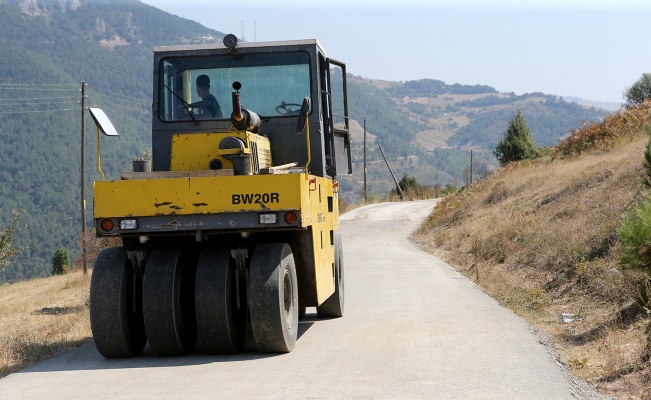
[89, 34, 351, 356]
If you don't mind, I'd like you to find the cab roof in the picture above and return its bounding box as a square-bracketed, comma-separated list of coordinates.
[153, 39, 326, 54]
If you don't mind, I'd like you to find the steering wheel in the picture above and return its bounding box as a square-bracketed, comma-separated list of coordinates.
[275, 101, 302, 115]
[175, 101, 198, 122]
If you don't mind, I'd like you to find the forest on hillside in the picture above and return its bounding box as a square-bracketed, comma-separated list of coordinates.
[0, 0, 225, 282]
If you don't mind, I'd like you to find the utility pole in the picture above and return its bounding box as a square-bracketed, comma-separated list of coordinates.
[363, 118, 367, 201]
[80, 82, 87, 275]
[378, 145, 403, 198]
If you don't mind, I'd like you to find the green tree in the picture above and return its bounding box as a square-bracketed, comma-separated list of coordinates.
[52, 248, 70, 276]
[389, 175, 434, 200]
[618, 193, 651, 311]
[441, 184, 458, 196]
[398, 175, 421, 195]
[0, 209, 24, 270]
[624, 73, 651, 107]
[493, 110, 538, 167]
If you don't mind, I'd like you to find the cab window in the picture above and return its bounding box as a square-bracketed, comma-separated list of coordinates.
[159, 52, 311, 121]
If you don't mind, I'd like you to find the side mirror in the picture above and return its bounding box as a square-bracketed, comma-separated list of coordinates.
[88, 107, 119, 136]
[87, 107, 118, 181]
[295, 97, 311, 134]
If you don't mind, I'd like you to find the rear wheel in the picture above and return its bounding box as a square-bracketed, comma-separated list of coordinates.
[317, 231, 345, 318]
[90, 247, 146, 358]
[195, 247, 247, 353]
[249, 243, 298, 353]
[143, 247, 197, 356]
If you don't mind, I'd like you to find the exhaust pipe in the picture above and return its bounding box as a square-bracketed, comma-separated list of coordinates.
[230, 81, 260, 133]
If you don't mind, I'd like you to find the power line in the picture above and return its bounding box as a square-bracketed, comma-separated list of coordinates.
[0, 82, 147, 106]
[0, 100, 79, 106]
[0, 82, 149, 115]
[0, 96, 79, 103]
[0, 81, 79, 113]
[0, 108, 78, 115]
[0, 87, 80, 92]
[93, 102, 149, 113]
[0, 83, 79, 86]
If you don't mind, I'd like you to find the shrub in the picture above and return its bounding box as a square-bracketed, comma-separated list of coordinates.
[618, 193, 651, 277]
[644, 117, 651, 187]
[389, 175, 434, 200]
[0, 209, 24, 269]
[52, 248, 70, 275]
[441, 184, 458, 196]
[555, 101, 651, 158]
[494, 110, 538, 167]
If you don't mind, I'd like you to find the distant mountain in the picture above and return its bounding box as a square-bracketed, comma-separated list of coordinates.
[337, 77, 609, 200]
[563, 96, 622, 112]
[0, 0, 611, 282]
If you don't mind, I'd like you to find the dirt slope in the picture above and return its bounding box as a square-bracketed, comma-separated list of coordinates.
[414, 105, 651, 399]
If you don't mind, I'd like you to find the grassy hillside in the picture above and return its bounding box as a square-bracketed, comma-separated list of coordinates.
[413, 102, 651, 399]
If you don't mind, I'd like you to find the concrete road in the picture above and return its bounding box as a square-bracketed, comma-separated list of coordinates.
[0, 200, 605, 399]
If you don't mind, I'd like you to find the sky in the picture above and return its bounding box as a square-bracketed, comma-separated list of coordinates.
[140, 0, 651, 103]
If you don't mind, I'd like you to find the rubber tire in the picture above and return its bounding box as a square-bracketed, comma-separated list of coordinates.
[249, 243, 298, 353]
[195, 247, 247, 354]
[143, 247, 197, 356]
[317, 231, 345, 318]
[90, 247, 146, 358]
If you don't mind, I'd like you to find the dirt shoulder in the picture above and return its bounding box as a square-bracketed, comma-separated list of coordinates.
[0, 271, 92, 378]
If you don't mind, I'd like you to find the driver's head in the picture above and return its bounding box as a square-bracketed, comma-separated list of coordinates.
[196, 74, 210, 89]
[196, 75, 210, 97]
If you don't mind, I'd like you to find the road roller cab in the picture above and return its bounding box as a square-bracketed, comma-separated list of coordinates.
[89, 35, 351, 357]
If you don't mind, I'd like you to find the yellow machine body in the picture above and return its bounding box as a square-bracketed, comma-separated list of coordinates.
[94, 163, 339, 305]
[170, 131, 271, 173]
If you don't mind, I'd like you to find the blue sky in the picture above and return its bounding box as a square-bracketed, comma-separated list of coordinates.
[141, 0, 651, 103]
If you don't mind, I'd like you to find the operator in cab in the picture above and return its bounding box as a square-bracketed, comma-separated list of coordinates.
[188, 74, 222, 119]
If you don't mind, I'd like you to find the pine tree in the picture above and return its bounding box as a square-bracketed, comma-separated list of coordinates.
[493, 110, 538, 167]
[52, 248, 70, 276]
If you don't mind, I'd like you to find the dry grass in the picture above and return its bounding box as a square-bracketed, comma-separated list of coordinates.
[414, 107, 651, 399]
[0, 270, 92, 377]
